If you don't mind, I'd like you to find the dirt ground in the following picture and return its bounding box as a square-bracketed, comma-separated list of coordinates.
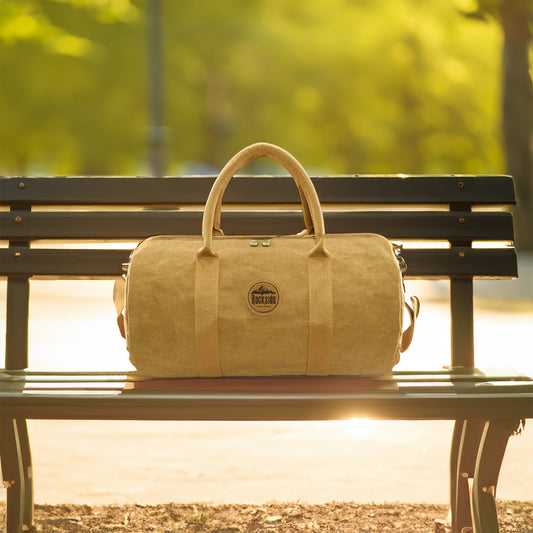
[2, 501, 532, 532]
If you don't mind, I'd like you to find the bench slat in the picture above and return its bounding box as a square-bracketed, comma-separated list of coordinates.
[1, 388, 532, 421]
[0, 176, 516, 206]
[2, 370, 531, 384]
[2, 372, 531, 422]
[1, 210, 515, 242]
[0, 247, 518, 278]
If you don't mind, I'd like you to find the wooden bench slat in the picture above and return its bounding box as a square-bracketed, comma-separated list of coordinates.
[1, 210, 515, 242]
[3, 382, 533, 394]
[2, 388, 532, 421]
[3, 371, 531, 420]
[0, 175, 516, 206]
[2, 370, 531, 384]
[0, 247, 518, 278]
[7, 383, 531, 395]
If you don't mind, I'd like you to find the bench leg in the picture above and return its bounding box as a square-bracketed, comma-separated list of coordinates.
[446, 419, 523, 533]
[0, 418, 34, 533]
[469, 419, 523, 533]
[17, 418, 34, 531]
[449, 419, 485, 533]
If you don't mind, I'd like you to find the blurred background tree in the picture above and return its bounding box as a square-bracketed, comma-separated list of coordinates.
[460, 0, 533, 251]
[499, 0, 532, 252]
[0, 0, 531, 248]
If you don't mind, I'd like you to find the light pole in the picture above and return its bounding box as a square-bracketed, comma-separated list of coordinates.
[147, 0, 166, 177]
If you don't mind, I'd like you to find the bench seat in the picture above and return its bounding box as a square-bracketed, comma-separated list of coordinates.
[2, 371, 532, 421]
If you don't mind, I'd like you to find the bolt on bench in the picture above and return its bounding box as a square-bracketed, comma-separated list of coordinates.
[1, 174, 532, 533]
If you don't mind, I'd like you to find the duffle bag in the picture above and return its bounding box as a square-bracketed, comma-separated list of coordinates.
[115, 142, 419, 377]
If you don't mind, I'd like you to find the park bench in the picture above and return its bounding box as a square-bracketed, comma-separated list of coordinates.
[1, 173, 532, 533]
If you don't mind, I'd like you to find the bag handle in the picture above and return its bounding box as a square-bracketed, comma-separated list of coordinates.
[199, 143, 328, 257]
[212, 184, 315, 237]
[400, 295, 420, 353]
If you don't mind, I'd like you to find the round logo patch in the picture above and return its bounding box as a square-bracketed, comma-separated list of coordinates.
[247, 281, 280, 315]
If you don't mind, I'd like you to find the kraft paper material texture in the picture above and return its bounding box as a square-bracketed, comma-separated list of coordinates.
[123, 143, 406, 378]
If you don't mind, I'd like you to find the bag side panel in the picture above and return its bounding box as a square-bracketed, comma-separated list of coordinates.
[125, 236, 200, 377]
[328, 234, 404, 375]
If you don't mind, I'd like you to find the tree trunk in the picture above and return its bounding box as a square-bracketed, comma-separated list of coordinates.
[501, 0, 533, 251]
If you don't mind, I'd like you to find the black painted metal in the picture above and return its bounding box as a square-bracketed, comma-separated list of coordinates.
[449, 420, 463, 532]
[449, 419, 485, 532]
[17, 418, 34, 530]
[0, 418, 25, 533]
[450, 279, 475, 369]
[471, 420, 522, 532]
[0, 175, 516, 206]
[448, 198, 476, 371]
[5, 277, 30, 370]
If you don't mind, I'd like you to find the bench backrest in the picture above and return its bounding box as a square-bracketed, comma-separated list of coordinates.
[0, 175, 517, 371]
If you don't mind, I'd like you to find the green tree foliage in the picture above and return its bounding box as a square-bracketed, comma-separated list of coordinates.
[0, 0, 511, 176]
[0, 0, 145, 174]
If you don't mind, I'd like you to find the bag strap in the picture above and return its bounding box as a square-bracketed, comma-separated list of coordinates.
[193, 251, 333, 377]
[212, 184, 315, 236]
[306, 254, 334, 375]
[401, 295, 420, 353]
[194, 255, 222, 376]
[199, 143, 328, 258]
[113, 276, 126, 339]
[195, 143, 333, 377]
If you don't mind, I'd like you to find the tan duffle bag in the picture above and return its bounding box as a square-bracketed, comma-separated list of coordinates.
[115, 142, 419, 377]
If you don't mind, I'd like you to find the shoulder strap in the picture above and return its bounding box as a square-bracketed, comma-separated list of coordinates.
[113, 276, 126, 339]
[401, 295, 420, 353]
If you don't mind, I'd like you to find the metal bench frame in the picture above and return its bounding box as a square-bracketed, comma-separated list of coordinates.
[1, 174, 532, 533]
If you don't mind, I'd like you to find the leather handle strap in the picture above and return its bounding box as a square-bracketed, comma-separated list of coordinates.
[401, 295, 420, 353]
[113, 276, 126, 339]
[306, 254, 333, 375]
[199, 143, 327, 258]
[213, 183, 315, 236]
[195, 256, 222, 376]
